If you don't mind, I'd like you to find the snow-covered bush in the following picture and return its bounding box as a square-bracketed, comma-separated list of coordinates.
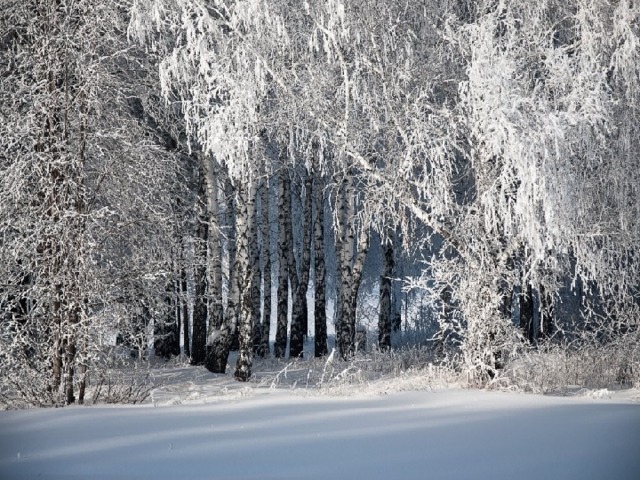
[502, 329, 640, 393]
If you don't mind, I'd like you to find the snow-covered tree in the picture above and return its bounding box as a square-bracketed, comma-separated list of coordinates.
[127, 0, 640, 382]
[0, 0, 181, 405]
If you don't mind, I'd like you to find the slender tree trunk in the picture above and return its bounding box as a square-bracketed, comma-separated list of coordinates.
[63, 303, 79, 405]
[63, 337, 76, 405]
[51, 320, 63, 394]
[207, 177, 247, 374]
[391, 231, 402, 333]
[259, 175, 272, 357]
[77, 307, 89, 405]
[378, 234, 393, 351]
[234, 183, 254, 381]
[180, 249, 190, 357]
[174, 275, 181, 357]
[520, 282, 535, 343]
[539, 285, 554, 340]
[290, 171, 312, 358]
[334, 177, 347, 353]
[313, 173, 328, 357]
[336, 173, 369, 360]
[274, 169, 290, 358]
[349, 226, 369, 351]
[225, 177, 239, 351]
[155, 279, 179, 359]
[191, 185, 208, 365]
[249, 179, 262, 357]
[203, 159, 225, 371]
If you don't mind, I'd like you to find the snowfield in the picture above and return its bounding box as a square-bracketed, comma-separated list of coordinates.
[1, 372, 639, 480]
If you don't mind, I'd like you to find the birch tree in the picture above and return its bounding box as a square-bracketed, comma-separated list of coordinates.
[274, 166, 290, 358]
[288, 170, 312, 358]
[257, 172, 272, 357]
[1, 0, 180, 405]
[313, 172, 329, 357]
[127, 0, 640, 381]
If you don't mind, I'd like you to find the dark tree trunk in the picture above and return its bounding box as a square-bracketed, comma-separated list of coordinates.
[378, 235, 393, 351]
[191, 201, 208, 365]
[274, 168, 290, 358]
[391, 233, 402, 333]
[225, 177, 239, 351]
[155, 280, 179, 360]
[259, 175, 272, 357]
[520, 282, 535, 343]
[181, 266, 190, 358]
[249, 180, 262, 358]
[539, 285, 554, 340]
[234, 183, 254, 381]
[63, 334, 76, 406]
[290, 171, 312, 358]
[313, 174, 328, 357]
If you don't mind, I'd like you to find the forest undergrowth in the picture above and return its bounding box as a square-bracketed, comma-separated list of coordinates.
[2, 328, 638, 410]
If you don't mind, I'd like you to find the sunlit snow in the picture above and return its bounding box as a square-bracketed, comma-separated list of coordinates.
[1, 376, 639, 480]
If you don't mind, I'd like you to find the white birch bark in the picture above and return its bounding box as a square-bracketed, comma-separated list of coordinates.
[191, 182, 208, 365]
[258, 174, 272, 357]
[248, 176, 262, 357]
[234, 183, 254, 381]
[336, 172, 370, 359]
[203, 157, 226, 371]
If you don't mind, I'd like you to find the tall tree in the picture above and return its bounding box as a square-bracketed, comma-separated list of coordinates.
[203, 158, 225, 372]
[313, 172, 329, 357]
[1, 0, 180, 405]
[233, 182, 254, 381]
[335, 172, 370, 360]
[128, 0, 640, 382]
[378, 234, 394, 351]
[258, 173, 273, 357]
[191, 181, 208, 366]
[289, 170, 313, 358]
[248, 172, 262, 358]
[274, 166, 291, 358]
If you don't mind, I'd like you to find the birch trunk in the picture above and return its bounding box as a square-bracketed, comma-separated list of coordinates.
[313, 174, 328, 357]
[155, 278, 179, 359]
[391, 232, 402, 333]
[191, 194, 208, 365]
[378, 235, 393, 351]
[207, 180, 239, 374]
[203, 159, 225, 372]
[520, 282, 535, 343]
[290, 171, 312, 358]
[334, 177, 347, 353]
[259, 175, 272, 357]
[181, 263, 190, 358]
[539, 285, 554, 340]
[225, 177, 239, 351]
[234, 183, 254, 381]
[337, 173, 371, 360]
[274, 169, 290, 358]
[248, 179, 262, 357]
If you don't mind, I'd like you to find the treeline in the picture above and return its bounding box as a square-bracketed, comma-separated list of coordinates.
[1, 0, 639, 406]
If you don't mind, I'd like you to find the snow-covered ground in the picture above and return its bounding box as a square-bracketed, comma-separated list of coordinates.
[1, 365, 639, 480]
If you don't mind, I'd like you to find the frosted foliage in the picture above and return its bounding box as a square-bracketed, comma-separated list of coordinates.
[129, 0, 640, 377]
[130, 0, 284, 182]
[451, 2, 639, 287]
[0, 0, 179, 406]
